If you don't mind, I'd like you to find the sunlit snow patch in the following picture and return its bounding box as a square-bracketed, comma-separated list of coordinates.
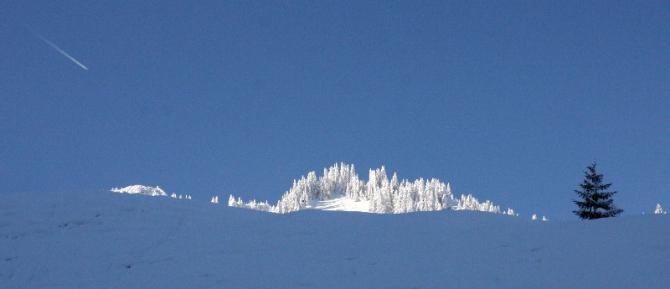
[304, 195, 370, 213]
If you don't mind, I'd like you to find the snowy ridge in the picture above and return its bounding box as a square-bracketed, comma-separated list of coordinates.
[229, 163, 515, 215]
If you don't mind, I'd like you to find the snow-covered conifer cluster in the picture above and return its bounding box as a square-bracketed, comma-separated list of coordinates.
[502, 208, 516, 216]
[454, 194, 501, 213]
[111, 185, 169, 197]
[229, 163, 513, 215]
[655, 204, 666, 214]
[228, 196, 274, 211]
[111, 185, 191, 200]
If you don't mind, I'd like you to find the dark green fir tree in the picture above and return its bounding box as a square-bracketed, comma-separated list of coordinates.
[573, 162, 624, 220]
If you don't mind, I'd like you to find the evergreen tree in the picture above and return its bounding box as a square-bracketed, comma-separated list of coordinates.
[655, 204, 665, 214]
[572, 162, 623, 219]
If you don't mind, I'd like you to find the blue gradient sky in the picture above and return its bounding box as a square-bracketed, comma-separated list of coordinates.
[2, 1, 668, 219]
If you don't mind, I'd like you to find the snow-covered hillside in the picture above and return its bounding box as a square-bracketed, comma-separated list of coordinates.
[1, 191, 668, 288]
[230, 163, 515, 215]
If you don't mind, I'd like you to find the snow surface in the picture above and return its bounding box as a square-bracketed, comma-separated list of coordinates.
[2, 191, 669, 288]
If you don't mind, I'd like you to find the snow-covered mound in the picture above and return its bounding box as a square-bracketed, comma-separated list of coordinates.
[304, 195, 370, 212]
[230, 163, 515, 215]
[1, 191, 668, 288]
[111, 185, 168, 197]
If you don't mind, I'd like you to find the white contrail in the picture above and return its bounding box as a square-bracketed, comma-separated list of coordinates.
[33, 32, 89, 70]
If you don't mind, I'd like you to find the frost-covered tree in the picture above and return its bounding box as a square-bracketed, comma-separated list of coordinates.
[306, 172, 319, 200]
[655, 204, 665, 214]
[572, 162, 623, 220]
[393, 180, 413, 213]
[368, 167, 393, 213]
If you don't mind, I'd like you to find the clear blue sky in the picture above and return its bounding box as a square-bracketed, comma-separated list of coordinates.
[2, 1, 668, 220]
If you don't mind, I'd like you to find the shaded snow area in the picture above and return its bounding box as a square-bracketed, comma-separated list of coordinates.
[2, 191, 669, 288]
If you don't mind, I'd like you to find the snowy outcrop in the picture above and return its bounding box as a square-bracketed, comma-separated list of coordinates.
[111, 185, 192, 200]
[228, 196, 273, 211]
[111, 185, 168, 197]
[230, 163, 514, 215]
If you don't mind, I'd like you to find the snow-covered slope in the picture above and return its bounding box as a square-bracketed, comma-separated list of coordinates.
[1, 191, 669, 288]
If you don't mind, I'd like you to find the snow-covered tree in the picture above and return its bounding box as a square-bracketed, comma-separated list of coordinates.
[573, 162, 623, 220]
[393, 180, 414, 213]
[655, 204, 665, 214]
[368, 167, 392, 213]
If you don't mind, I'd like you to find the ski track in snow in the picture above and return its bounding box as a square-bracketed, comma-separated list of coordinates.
[1, 191, 669, 288]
